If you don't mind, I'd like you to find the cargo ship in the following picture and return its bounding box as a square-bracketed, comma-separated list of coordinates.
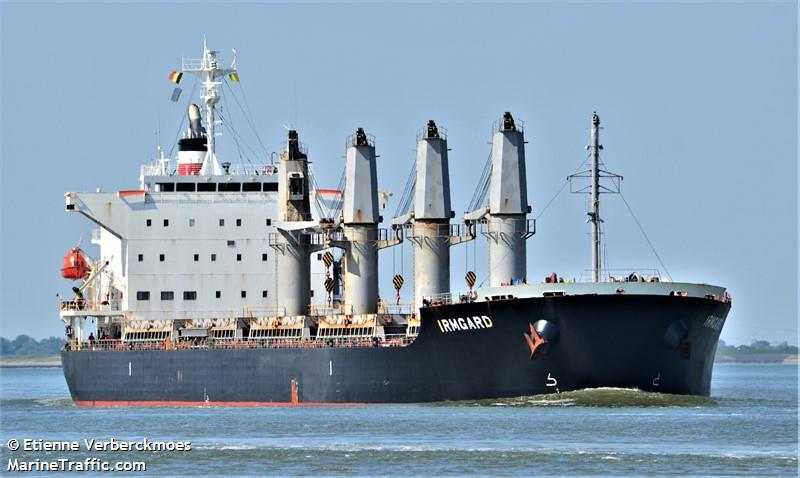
[58, 41, 730, 405]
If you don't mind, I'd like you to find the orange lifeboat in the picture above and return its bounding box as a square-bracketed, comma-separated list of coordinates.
[61, 248, 90, 280]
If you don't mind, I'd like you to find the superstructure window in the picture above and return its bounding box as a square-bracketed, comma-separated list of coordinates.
[211, 254, 217, 261]
[218, 182, 241, 192]
[157, 183, 175, 192]
[265, 219, 272, 226]
[161, 291, 174, 301]
[317, 253, 322, 260]
[243, 183, 261, 192]
[215, 291, 221, 299]
[241, 291, 247, 298]
[219, 219, 225, 227]
[289, 176, 304, 197]
[197, 183, 216, 192]
[183, 291, 197, 300]
[159, 254, 165, 262]
[176, 183, 196, 192]
[262, 290, 268, 298]
[138, 254, 143, 262]
[146, 219, 152, 227]
[193, 254, 199, 262]
[163, 219, 169, 227]
[236, 218, 242, 227]
[237, 254, 242, 261]
[136, 291, 150, 301]
[189, 218, 195, 227]
[262, 183, 278, 192]
[262, 253, 268, 262]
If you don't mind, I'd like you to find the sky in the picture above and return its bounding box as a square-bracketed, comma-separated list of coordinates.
[0, 1, 797, 345]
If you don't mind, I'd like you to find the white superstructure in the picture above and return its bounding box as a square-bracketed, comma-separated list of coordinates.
[59, 42, 343, 346]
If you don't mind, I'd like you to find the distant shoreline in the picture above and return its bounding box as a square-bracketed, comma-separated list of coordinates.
[1, 354, 797, 368]
[0, 356, 62, 367]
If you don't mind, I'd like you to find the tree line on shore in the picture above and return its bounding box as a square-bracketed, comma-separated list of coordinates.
[1, 336, 65, 357]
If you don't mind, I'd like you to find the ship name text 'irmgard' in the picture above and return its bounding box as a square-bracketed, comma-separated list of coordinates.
[437, 316, 494, 333]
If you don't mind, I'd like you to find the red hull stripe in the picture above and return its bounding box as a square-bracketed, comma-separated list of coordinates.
[118, 190, 146, 196]
[74, 400, 366, 408]
[315, 189, 342, 195]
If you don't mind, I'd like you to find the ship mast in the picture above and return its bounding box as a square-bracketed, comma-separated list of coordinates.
[568, 112, 622, 283]
[589, 112, 602, 282]
[182, 37, 237, 175]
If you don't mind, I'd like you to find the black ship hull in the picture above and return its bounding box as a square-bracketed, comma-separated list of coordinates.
[62, 295, 730, 405]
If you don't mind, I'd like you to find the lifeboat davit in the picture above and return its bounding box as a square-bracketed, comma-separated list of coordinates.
[61, 248, 90, 280]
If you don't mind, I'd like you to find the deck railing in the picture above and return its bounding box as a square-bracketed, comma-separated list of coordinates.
[66, 334, 416, 352]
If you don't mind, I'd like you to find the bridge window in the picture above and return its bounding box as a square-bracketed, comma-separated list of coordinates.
[156, 183, 175, 192]
[176, 183, 195, 192]
[197, 183, 216, 192]
[218, 182, 241, 192]
[161, 291, 174, 301]
[136, 291, 150, 301]
[262, 182, 278, 192]
[183, 291, 197, 300]
[242, 183, 261, 192]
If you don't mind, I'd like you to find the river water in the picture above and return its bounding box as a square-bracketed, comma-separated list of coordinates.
[0, 363, 796, 476]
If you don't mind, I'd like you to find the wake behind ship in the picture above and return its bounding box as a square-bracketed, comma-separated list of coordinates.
[58, 41, 730, 406]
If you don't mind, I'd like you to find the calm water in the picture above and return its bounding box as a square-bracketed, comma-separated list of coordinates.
[0, 364, 797, 476]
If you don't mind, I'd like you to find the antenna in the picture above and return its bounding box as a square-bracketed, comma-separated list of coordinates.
[568, 112, 623, 282]
[180, 37, 237, 175]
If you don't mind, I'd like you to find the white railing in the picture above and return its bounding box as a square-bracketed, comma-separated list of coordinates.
[378, 303, 414, 315]
[308, 305, 353, 317]
[575, 269, 664, 284]
[243, 306, 287, 318]
[59, 298, 123, 314]
[181, 58, 206, 71]
[422, 293, 452, 306]
[140, 160, 278, 178]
